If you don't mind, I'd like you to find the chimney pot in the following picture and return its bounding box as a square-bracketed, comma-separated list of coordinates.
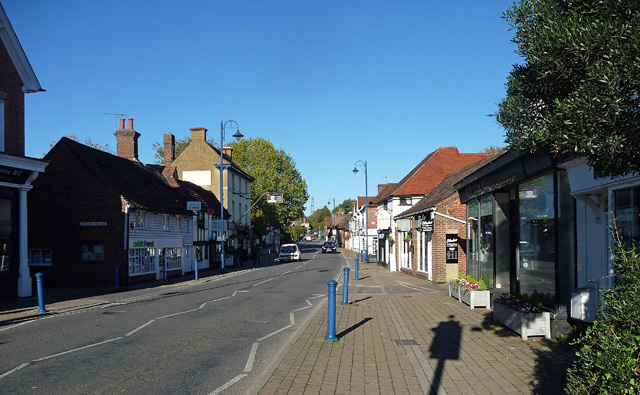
[128, 118, 134, 130]
[119, 118, 125, 130]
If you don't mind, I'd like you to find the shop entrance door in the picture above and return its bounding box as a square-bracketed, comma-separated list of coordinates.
[157, 248, 166, 280]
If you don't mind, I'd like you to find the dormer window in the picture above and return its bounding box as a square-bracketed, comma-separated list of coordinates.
[399, 197, 412, 206]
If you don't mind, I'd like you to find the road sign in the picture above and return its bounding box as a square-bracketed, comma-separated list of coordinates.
[187, 201, 201, 211]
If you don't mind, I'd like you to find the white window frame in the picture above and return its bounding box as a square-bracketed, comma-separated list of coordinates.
[137, 211, 146, 228]
[129, 248, 156, 276]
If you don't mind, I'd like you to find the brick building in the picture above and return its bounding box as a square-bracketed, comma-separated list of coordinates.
[28, 122, 226, 287]
[0, 4, 47, 297]
[394, 152, 502, 283]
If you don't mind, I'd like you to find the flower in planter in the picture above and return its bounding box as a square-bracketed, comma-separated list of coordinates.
[453, 276, 487, 291]
[497, 293, 543, 313]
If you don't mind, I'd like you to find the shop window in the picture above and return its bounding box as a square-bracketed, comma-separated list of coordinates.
[614, 186, 640, 247]
[129, 248, 156, 275]
[518, 174, 556, 307]
[478, 196, 494, 288]
[0, 97, 4, 152]
[29, 249, 52, 266]
[82, 243, 105, 262]
[165, 247, 182, 270]
[136, 211, 146, 228]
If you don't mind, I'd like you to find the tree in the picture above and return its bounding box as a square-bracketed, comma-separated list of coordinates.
[565, 226, 640, 393]
[497, 0, 640, 177]
[336, 199, 354, 215]
[228, 138, 308, 238]
[47, 133, 114, 156]
[308, 206, 331, 232]
[479, 146, 504, 155]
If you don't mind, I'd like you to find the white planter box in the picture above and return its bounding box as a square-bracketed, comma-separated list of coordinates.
[493, 303, 551, 340]
[448, 283, 491, 309]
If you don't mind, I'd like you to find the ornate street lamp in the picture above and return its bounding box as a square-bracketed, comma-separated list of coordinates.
[353, 160, 368, 262]
[219, 120, 243, 273]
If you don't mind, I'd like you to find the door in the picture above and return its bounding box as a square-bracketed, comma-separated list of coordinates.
[157, 248, 166, 280]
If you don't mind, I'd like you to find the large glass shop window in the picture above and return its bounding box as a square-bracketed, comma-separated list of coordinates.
[519, 174, 556, 307]
[467, 200, 479, 279]
[467, 197, 494, 287]
[614, 187, 640, 247]
[479, 196, 494, 287]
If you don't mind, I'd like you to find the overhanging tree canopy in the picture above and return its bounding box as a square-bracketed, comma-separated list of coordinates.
[497, 0, 640, 177]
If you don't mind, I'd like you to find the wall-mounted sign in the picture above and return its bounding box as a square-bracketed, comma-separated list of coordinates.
[187, 201, 201, 211]
[377, 210, 391, 229]
[80, 222, 107, 227]
[0, 165, 32, 185]
[446, 234, 459, 263]
[211, 219, 228, 232]
[422, 220, 433, 232]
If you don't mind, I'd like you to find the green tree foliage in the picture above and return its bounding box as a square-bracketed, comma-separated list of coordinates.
[565, 226, 640, 394]
[336, 199, 354, 215]
[290, 224, 305, 242]
[229, 138, 308, 237]
[497, 0, 640, 177]
[479, 146, 504, 155]
[308, 206, 331, 232]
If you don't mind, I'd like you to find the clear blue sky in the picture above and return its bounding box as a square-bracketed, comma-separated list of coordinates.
[4, 0, 520, 217]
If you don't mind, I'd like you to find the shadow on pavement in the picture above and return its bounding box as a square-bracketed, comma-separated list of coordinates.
[429, 314, 462, 395]
[337, 317, 373, 339]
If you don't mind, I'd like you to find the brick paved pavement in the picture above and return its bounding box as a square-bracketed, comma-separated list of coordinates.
[258, 249, 575, 395]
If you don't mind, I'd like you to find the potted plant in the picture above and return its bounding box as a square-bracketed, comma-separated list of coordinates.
[448, 276, 491, 309]
[387, 235, 395, 245]
[493, 293, 551, 340]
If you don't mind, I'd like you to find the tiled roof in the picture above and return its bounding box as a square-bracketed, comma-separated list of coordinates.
[397, 149, 509, 218]
[377, 147, 489, 201]
[55, 137, 229, 218]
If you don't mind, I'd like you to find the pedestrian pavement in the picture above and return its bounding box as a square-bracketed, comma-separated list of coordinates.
[258, 249, 576, 395]
[0, 248, 576, 394]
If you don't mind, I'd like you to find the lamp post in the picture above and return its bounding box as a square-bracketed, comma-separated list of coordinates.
[327, 198, 335, 241]
[353, 160, 368, 262]
[219, 120, 243, 273]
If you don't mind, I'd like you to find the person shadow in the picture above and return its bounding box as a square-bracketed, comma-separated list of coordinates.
[429, 314, 462, 395]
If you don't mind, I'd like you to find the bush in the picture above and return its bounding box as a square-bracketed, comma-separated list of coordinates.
[565, 229, 640, 394]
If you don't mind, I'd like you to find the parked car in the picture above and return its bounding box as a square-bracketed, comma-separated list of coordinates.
[279, 243, 301, 261]
[322, 241, 337, 253]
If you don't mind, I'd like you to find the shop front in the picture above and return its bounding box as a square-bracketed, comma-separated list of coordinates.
[455, 151, 575, 336]
[128, 237, 190, 282]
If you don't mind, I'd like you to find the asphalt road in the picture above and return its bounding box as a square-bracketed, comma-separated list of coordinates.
[0, 241, 347, 395]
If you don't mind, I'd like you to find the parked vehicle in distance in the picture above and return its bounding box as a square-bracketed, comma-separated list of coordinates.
[322, 241, 337, 253]
[279, 243, 301, 261]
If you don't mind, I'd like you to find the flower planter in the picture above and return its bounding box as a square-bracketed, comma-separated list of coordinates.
[493, 302, 551, 340]
[448, 283, 491, 309]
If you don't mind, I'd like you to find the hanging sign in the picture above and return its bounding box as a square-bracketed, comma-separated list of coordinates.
[446, 234, 459, 263]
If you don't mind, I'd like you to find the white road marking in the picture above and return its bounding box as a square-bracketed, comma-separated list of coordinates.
[256, 325, 293, 342]
[0, 363, 30, 380]
[253, 278, 274, 287]
[244, 342, 259, 372]
[33, 337, 124, 362]
[209, 373, 248, 395]
[126, 320, 156, 337]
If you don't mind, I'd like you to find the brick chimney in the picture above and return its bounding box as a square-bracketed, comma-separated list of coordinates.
[114, 118, 140, 161]
[222, 147, 232, 161]
[163, 132, 175, 166]
[190, 127, 207, 142]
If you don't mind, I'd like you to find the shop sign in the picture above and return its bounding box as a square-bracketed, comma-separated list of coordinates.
[0, 165, 32, 185]
[446, 234, 459, 263]
[211, 219, 228, 232]
[187, 201, 201, 211]
[80, 222, 107, 226]
[422, 220, 433, 232]
[133, 240, 155, 248]
[377, 210, 391, 229]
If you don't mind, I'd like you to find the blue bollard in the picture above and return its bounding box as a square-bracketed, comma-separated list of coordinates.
[342, 267, 350, 305]
[326, 280, 337, 341]
[195, 259, 199, 280]
[36, 273, 47, 313]
[115, 264, 119, 289]
[355, 256, 360, 281]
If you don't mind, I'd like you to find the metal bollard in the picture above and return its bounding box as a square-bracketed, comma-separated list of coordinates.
[355, 256, 360, 281]
[326, 280, 337, 341]
[115, 264, 120, 289]
[195, 259, 199, 280]
[341, 267, 350, 305]
[36, 273, 47, 313]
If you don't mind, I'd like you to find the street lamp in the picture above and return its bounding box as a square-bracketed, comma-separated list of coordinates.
[219, 120, 243, 273]
[352, 160, 368, 262]
[327, 198, 335, 241]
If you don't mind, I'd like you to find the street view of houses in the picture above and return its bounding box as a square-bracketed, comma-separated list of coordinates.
[1, 1, 639, 394]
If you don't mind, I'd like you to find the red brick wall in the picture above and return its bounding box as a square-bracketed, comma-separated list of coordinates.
[0, 40, 26, 156]
[28, 143, 127, 287]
